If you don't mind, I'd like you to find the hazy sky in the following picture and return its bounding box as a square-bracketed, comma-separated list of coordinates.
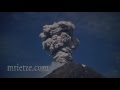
[0, 12, 120, 78]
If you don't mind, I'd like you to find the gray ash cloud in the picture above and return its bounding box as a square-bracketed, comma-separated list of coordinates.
[39, 21, 79, 63]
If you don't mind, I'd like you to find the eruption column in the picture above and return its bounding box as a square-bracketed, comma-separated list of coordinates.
[39, 21, 79, 63]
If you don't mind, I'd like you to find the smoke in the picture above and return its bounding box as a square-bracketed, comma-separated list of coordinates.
[39, 21, 79, 63]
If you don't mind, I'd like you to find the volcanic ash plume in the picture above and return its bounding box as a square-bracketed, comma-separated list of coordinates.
[39, 21, 79, 63]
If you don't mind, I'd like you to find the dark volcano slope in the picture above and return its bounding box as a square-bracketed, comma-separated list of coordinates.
[45, 62, 105, 78]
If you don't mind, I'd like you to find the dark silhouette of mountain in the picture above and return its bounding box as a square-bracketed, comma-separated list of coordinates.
[45, 62, 105, 78]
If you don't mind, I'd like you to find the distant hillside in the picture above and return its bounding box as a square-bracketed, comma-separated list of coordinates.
[45, 62, 104, 78]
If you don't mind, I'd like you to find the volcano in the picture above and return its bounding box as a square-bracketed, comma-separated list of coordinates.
[45, 62, 104, 78]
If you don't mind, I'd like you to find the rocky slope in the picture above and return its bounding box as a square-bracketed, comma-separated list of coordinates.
[45, 62, 104, 78]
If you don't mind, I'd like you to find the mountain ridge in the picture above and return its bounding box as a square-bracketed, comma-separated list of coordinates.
[45, 62, 105, 78]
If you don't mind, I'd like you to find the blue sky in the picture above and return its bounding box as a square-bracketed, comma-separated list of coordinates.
[0, 12, 120, 78]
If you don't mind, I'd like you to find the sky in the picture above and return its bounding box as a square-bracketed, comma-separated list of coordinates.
[0, 12, 120, 78]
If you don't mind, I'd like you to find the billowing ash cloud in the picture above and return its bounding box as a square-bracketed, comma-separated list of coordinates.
[39, 21, 79, 63]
